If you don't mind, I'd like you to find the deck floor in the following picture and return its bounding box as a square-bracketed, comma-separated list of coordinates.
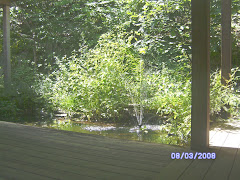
[158, 119, 240, 180]
[0, 121, 184, 180]
[1, 120, 240, 180]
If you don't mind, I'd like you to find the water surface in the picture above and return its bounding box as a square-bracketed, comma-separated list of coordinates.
[24, 117, 190, 146]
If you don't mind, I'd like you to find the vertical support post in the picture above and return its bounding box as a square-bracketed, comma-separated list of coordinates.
[221, 0, 232, 85]
[3, 4, 11, 88]
[191, 0, 210, 151]
[221, 0, 232, 119]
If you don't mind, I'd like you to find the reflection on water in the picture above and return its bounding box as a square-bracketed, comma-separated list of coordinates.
[24, 118, 190, 147]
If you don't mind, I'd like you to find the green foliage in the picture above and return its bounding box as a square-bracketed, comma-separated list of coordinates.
[0, 84, 18, 118]
[40, 32, 193, 142]
[11, 62, 42, 114]
[40, 34, 134, 120]
[40, 33, 160, 121]
[210, 0, 240, 68]
[0, 61, 50, 119]
[0, 0, 239, 71]
[115, 0, 192, 68]
[7, 0, 124, 73]
[146, 64, 192, 143]
[210, 68, 240, 117]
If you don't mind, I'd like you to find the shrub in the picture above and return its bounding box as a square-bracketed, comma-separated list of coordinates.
[0, 61, 50, 120]
[40, 34, 136, 121]
[147, 63, 192, 143]
[40, 33, 166, 122]
[210, 68, 240, 118]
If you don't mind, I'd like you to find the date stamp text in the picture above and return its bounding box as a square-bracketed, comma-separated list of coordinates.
[171, 152, 216, 160]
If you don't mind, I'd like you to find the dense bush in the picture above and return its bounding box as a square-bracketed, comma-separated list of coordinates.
[210, 68, 240, 117]
[39, 33, 159, 121]
[0, 79, 18, 118]
[0, 61, 50, 120]
[147, 64, 191, 142]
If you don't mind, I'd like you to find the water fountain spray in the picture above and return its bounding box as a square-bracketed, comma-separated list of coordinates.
[134, 60, 144, 129]
[125, 59, 145, 129]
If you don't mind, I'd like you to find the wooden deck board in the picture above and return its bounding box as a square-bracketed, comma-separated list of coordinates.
[0, 142, 162, 175]
[0, 129, 172, 168]
[209, 130, 217, 141]
[0, 121, 182, 179]
[0, 122, 178, 156]
[222, 132, 240, 148]
[178, 155, 215, 180]
[0, 135, 167, 167]
[0, 165, 54, 180]
[1, 119, 240, 179]
[0, 143, 156, 178]
[0, 159, 95, 180]
[157, 120, 240, 179]
[229, 148, 240, 180]
[1, 156, 134, 180]
[203, 147, 237, 180]
[209, 130, 229, 147]
[156, 159, 193, 179]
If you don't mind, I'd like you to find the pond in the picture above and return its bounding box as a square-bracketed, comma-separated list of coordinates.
[21, 115, 190, 147]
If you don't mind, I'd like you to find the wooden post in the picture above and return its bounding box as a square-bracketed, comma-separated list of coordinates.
[191, 0, 210, 151]
[221, 0, 232, 86]
[221, 0, 232, 119]
[2, 2, 11, 88]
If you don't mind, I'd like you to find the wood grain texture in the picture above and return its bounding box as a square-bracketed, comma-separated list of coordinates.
[191, 0, 210, 151]
[157, 120, 240, 180]
[0, 121, 183, 179]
